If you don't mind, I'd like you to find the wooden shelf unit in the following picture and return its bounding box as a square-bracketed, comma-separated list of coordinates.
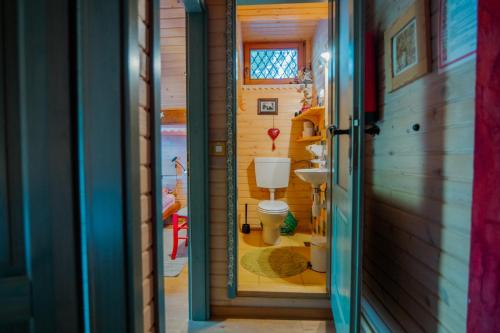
[296, 135, 323, 143]
[292, 106, 325, 122]
[292, 106, 326, 142]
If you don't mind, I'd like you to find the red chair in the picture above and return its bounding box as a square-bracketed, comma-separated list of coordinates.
[171, 207, 188, 260]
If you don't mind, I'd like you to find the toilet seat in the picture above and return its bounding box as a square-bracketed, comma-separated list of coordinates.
[257, 200, 288, 214]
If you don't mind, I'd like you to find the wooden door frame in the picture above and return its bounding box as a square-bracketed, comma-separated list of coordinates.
[186, 11, 211, 321]
[226, 0, 335, 300]
[351, 1, 366, 331]
[150, 0, 166, 330]
[226, 0, 238, 299]
[150, 0, 211, 325]
[75, 0, 144, 331]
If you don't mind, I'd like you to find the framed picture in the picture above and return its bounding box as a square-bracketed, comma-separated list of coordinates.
[438, 0, 477, 70]
[257, 98, 278, 115]
[385, 0, 430, 92]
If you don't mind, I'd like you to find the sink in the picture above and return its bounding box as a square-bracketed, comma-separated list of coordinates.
[294, 168, 328, 188]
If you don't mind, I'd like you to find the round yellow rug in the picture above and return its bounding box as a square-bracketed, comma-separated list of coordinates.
[240, 247, 309, 278]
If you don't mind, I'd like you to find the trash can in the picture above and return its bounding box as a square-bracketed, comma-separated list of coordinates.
[311, 236, 327, 272]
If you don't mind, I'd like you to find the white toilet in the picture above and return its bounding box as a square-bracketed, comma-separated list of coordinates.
[254, 157, 291, 245]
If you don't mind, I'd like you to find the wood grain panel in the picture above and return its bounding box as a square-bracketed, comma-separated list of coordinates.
[363, 0, 475, 332]
[139, 0, 156, 331]
[161, 0, 186, 109]
[238, 3, 328, 42]
[237, 88, 313, 232]
[237, 3, 328, 21]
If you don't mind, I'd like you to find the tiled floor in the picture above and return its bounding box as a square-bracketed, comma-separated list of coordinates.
[238, 230, 327, 294]
[165, 266, 334, 333]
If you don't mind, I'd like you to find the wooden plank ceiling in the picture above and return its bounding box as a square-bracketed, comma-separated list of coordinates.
[237, 3, 329, 42]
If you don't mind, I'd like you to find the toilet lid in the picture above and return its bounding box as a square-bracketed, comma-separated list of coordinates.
[258, 200, 288, 213]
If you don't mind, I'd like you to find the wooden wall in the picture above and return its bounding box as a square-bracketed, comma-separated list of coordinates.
[207, 0, 330, 312]
[236, 87, 313, 232]
[363, 1, 475, 332]
[139, 0, 156, 331]
[161, 0, 186, 109]
[467, 0, 500, 330]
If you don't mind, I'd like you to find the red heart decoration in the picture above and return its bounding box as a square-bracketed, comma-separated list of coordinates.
[267, 128, 280, 151]
[267, 128, 280, 140]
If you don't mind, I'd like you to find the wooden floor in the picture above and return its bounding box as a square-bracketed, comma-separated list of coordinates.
[165, 266, 189, 331]
[164, 266, 334, 332]
[238, 231, 327, 294]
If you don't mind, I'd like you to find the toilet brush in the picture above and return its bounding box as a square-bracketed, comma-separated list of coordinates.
[242, 203, 251, 234]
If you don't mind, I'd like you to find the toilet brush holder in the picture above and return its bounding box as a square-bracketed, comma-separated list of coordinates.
[242, 203, 251, 234]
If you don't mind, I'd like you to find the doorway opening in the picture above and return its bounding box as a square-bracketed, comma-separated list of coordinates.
[159, 0, 190, 328]
[234, 0, 332, 296]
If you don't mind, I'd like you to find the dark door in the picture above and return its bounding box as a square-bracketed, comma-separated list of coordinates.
[0, 1, 80, 331]
[0, 0, 142, 331]
[329, 0, 365, 332]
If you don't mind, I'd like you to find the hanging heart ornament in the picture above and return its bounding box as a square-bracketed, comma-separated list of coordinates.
[267, 128, 280, 151]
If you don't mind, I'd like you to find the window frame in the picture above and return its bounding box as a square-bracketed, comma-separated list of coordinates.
[243, 42, 305, 85]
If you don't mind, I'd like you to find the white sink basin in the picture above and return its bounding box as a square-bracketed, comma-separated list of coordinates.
[294, 168, 328, 187]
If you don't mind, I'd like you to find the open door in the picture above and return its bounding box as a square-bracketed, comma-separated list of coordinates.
[1, 1, 144, 331]
[0, 1, 81, 331]
[329, 0, 365, 332]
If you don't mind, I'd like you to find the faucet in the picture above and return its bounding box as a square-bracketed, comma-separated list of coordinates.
[293, 159, 313, 168]
[306, 143, 327, 168]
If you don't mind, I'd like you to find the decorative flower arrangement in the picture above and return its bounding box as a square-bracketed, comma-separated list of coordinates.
[294, 64, 314, 112]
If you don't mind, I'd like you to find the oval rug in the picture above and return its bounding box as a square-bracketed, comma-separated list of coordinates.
[240, 246, 308, 278]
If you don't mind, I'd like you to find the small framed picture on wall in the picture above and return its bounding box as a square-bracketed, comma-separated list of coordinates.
[257, 98, 278, 115]
[384, 0, 431, 92]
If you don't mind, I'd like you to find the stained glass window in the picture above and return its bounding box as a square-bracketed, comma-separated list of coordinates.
[249, 48, 299, 80]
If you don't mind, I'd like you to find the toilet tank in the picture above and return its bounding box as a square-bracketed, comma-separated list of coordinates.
[254, 157, 291, 189]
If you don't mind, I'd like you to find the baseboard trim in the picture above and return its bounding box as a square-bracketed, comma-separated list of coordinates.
[211, 305, 333, 320]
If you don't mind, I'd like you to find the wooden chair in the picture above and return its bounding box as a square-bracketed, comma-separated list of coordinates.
[171, 206, 188, 260]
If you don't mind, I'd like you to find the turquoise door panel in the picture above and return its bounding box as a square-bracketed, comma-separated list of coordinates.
[186, 11, 211, 321]
[331, 207, 352, 332]
[329, 0, 365, 332]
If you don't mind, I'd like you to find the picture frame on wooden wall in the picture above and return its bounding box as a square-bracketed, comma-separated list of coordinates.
[438, 0, 478, 71]
[385, 0, 431, 92]
[257, 98, 279, 115]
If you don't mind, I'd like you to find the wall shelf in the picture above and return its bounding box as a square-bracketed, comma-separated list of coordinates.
[292, 106, 325, 122]
[296, 135, 323, 143]
[292, 106, 326, 142]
